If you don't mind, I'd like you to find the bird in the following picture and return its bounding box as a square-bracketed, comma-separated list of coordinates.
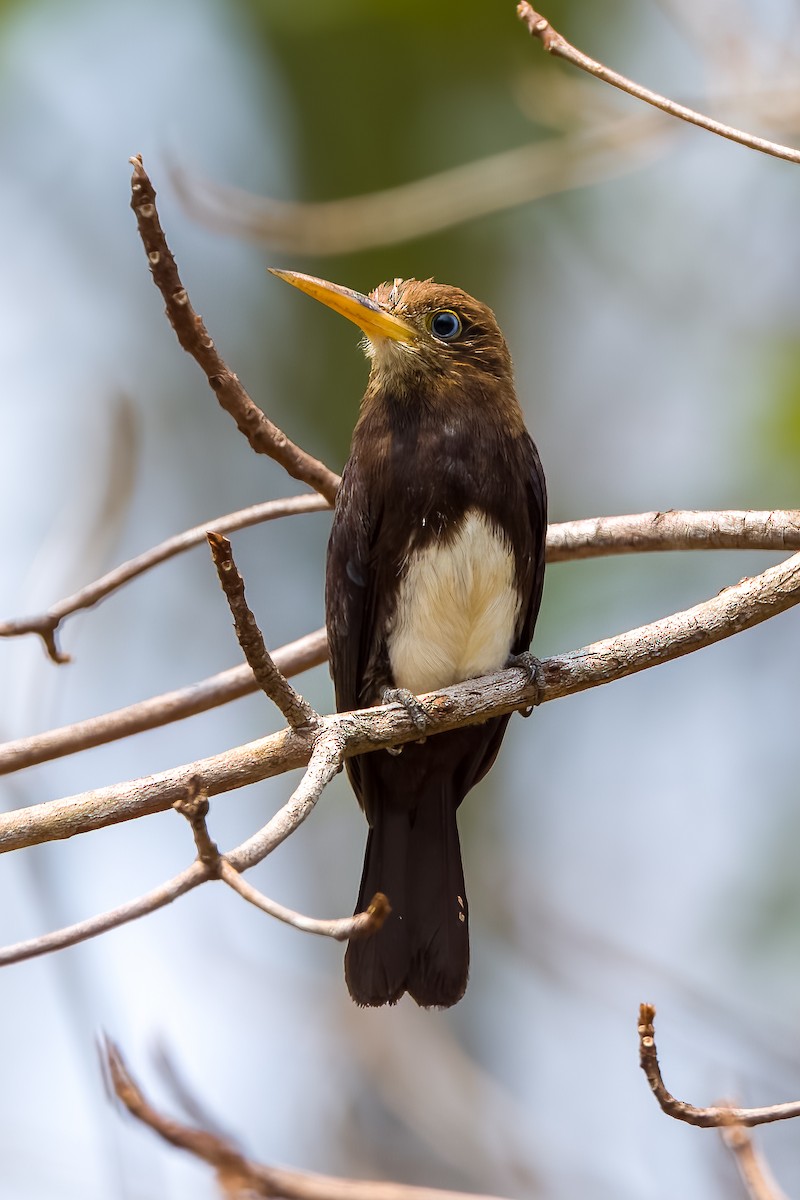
[270, 268, 547, 1008]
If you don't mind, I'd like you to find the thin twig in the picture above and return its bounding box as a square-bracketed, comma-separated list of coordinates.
[3, 505, 795, 661]
[224, 728, 346, 871]
[3, 547, 799, 854]
[219, 863, 389, 942]
[0, 861, 208, 967]
[207, 531, 320, 730]
[0, 493, 329, 662]
[638, 1004, 800, 1128]
[3, 506, 793, 661]
[720, 1123, 791, 1200]
[177, 773, 389, 941]
[0, 735, 348, 966]
[0, 627, 328, 776]
[517, 4, 800, 165]
[105, 1039, 514, 1200]
[2, 510, 796, 774]
[129, 155, 340, 503]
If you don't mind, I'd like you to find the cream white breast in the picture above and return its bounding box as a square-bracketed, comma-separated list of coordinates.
[387, 508, 520, 696]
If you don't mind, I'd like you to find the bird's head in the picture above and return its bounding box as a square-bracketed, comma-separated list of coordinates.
[269, 269, 516, 408]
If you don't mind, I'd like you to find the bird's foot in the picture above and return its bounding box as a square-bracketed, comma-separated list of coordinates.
[507, 652, 543, 718]
[383, 687, 428, 753]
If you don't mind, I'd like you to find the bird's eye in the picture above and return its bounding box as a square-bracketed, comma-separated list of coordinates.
[428, 309, 462, 341]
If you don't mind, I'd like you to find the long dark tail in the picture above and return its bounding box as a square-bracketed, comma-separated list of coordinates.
[344, 785, 469, 1008]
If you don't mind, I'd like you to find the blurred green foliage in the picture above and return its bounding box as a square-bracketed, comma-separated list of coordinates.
[758, 337, 800, 470]
[242, 0, 585, 187]
[229, 0, 577, 463]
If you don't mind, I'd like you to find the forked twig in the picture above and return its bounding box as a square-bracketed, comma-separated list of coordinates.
[0, 737, 365, 967]
[175, 777, 389, 941]
[3, 546, 798, 855]
[105, 1038, 513, 1200]
[0, 493, 328, 663]
[2, 510, 797, 773]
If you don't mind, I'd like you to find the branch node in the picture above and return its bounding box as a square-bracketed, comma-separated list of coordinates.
[517, 3, 561, 52]
[349, 891, 392, 940]
[174, 778, 221, 871]
[42, 624, 70, 665]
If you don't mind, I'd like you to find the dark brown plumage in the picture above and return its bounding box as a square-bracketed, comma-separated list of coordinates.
[270, 270, 547, 1008]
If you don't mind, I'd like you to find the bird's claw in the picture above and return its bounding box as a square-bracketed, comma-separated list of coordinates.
[507, 652, 543, 717]
[383, 686, 428, 747]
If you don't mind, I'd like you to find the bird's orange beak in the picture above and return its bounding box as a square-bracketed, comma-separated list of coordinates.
[269, 269, 416, 344]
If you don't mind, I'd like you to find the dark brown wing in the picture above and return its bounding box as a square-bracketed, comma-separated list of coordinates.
[513, 431, 548, 654]
[467, 431, 547, 792]
[326, 462, 371, 715]
[325, 455, 391, 808]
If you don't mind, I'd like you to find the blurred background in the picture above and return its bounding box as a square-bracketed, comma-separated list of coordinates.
[1, 0, 799, 1196]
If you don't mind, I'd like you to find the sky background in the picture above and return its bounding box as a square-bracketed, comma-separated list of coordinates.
[1, 1, 800, 1197]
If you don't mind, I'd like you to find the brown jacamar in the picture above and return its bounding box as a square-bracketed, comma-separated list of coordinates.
[271, 269, 547, 1008]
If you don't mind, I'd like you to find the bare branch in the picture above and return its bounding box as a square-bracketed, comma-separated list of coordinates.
[226, 727, 346, 871]
[2, 506, 794, 666]
[0, 736, 349, 966]
[545, 509, 800, 562]
[0, 627, 328, 775]
[0, 861, 207, 967]
[2, 510, 795, 775]
[207, 531, 320, 731]
[517, 4, 800, 165]
[105, 1039, 515, 1200]
[176, 773, 389, 942]
[170, 114, 664, 256]
[0, 494, 329, 661]
[720, 1124, 791, 1200]
[0, 720, 313, 854]
[3, 547, 799, 854]
[129, 155, 340, 503]
[638, 1004, 800, 1128]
